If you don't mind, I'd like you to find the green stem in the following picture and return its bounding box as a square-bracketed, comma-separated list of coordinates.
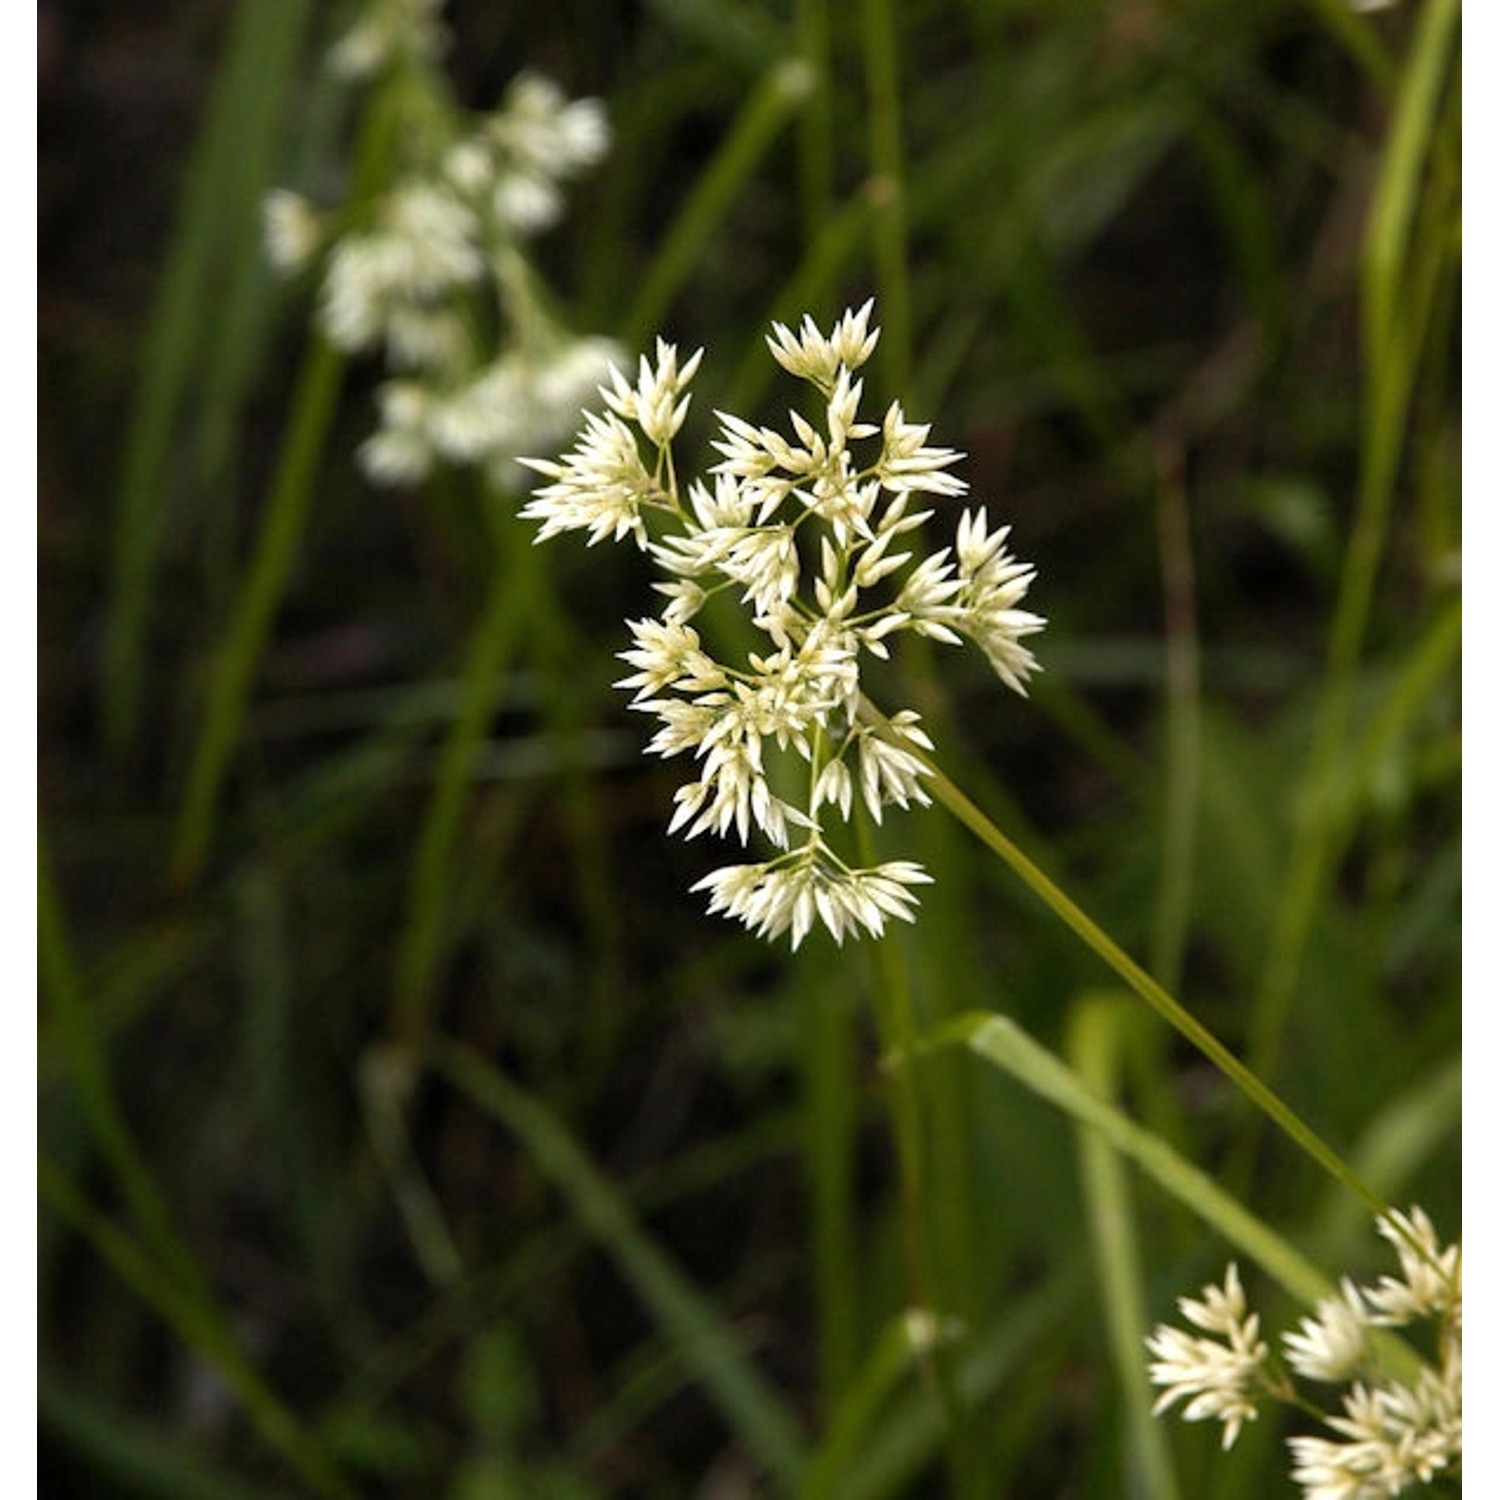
[39, 830, 202, 1292]
[170, 333, 344, 886]
[1246, 0, 1459, 1088]
[39, 1156, 354, 1499]
[857, 0, 911, 396]
[1361, 0, 1460, 362]
[1067, 997, 1180, 1500]
[170, 80, 403, 887]
[795, 0, 835, 249]
[901, 738, 1381, 1215]
[856, 828, 983, 1500]
[389, 529, 534, 1046]
[101, 0, 313, 759]
[1150, 452, 1201, 994]
[622, 58, 815, 350]
[798, 964, 860, 1409]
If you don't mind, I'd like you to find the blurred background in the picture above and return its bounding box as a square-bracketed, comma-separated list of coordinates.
[39, 2, 1459, 1496]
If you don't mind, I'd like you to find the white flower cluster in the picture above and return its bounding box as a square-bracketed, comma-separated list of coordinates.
[265, 17, 620, 489]
[521, 302, 1045, 948]
[1145, 1260, 1268, 1450]
[1146, 1207, 1461, 1498]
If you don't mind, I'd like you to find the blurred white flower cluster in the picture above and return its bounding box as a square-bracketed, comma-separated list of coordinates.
[264, 0, 621, 489]
[521, 302, 1045, 948]
[1146, 1207, 1461, 1498]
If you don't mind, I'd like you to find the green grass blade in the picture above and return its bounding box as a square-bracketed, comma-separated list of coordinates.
[39, 1156, 354, 1499]
[169, 333, 345, 886]
[1349, 595, 1461, 803]
[834, 1266, 1087, 1500]
[39, 828, 200, 1291]
[1245, 0, 1460, 1093]
[881, 713, 1379, 1214]
[948, 1012, 1334, 1310]
[101, 0, 313, 757]
[795, 1312, 938, 1500]
[1361, 0, 1460, 362]
[430, 1039, 808, 1485]
[857, 0, 910, 395]
[1067, 996, 1180, 1500]
[170, 77, 405, 887]
[389, 537, 538, 1045]
[621, 57, 817, 348]
[39, 1368, 277, 1500]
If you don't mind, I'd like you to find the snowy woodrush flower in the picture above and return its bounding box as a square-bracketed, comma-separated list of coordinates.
[266, 13, 619, 488]
[521, 303, 1045, 948]
[1364, 1205, 1461, 1326]
[1283, 1279, 1371, 1383]
[1144, 1263, 1268, 1450]
[1146, 1207, 1461, 1498]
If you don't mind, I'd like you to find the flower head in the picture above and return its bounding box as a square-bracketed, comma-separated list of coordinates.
[267, 49, 615, 487]
[1148, 1209, 1461, 1498]
[521, 304, 1044, 946]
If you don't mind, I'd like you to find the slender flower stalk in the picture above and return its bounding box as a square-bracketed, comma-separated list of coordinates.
[1146, 1207, 1461, 1497]
[521, 302, 1045, 946]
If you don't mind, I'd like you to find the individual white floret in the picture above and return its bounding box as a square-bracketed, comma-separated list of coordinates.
[1364, 1207, 1461, 1326]
[1145, 1263, 1268, 1450]
[359, 381, 439, 485]
[423, 338, 624, 477]
[715, 525, 802, 616]
[519, 410, 656, 548]
[692, 850, 929, 949]
[669, 736, 794, 849]
[855, 713, 934, 823]
[262, 189, 325, 275]
[877, 400, 967, 496]
[602, 340, 704, 447]
[954, 507, 1046, 692]
[383, 305, 470, 371]
[492, 172, 564, 234]
[614, 618, 726, 701]
[489, 72, 611, 182]
[318, 184, 482, 358]
[765, 299, 880, 387]
[1283, 1280, 1372, 1383]
[824, 368, 876, 455]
